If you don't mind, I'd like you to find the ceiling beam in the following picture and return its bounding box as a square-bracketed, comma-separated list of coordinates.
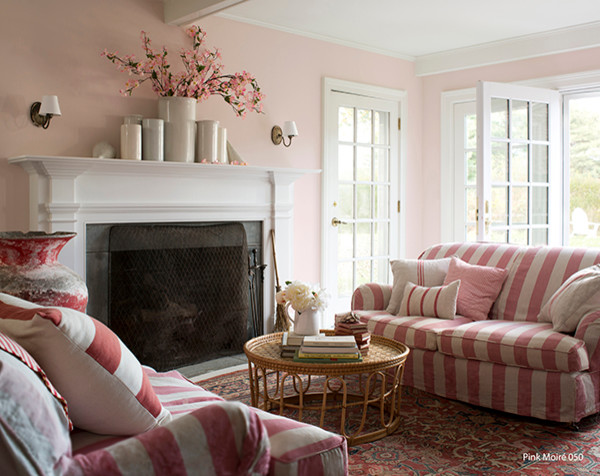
[164, 0, 248, 26]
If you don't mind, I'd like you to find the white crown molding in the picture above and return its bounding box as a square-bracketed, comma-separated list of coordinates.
[216, 12, 416, 62]
[416, 21, 600, 77]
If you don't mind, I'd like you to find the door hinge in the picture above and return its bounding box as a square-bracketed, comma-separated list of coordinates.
[397, 200, 401, 213]
[397, 118, 401, 131]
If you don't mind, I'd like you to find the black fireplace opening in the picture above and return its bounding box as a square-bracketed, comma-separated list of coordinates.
[86, 221, 264, 371]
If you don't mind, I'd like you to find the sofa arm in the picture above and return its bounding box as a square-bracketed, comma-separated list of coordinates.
[68, 401, 270, 476]
[351, 283, 393, 311]
[575, 310, 600, 371]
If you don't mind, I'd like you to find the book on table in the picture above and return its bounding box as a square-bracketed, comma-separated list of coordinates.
[293, 349, 363, 363]
[296, 335, 360, 361]
[302, 335, 357, 347]
[281, 331, 324, 358]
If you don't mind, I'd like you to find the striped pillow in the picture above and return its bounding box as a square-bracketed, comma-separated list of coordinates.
[398, 280, 460, 319]
[386, 258, 451, 315]
[0, 292, 171, 435]
[538, 265, 600, 333]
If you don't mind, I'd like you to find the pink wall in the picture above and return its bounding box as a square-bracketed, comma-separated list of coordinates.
[420, 47, 600, 249]
[0, 0, 422, 285]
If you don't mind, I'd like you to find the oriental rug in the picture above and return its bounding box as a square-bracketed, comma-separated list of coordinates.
[195, 369, 600, 475]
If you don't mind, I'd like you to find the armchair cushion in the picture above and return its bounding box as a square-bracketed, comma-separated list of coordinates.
[0, 293, 171, 436]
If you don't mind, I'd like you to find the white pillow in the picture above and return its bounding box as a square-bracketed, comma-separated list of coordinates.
[538, 265, 600, 333]
[386, 258, 451, 315]
[0, 293, 172, 435]
[398, 280, 460, 319]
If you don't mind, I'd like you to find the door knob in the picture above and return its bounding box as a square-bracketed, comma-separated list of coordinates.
[331, 217, 348, 227]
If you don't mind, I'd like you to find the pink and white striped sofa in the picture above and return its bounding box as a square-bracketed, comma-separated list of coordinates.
[351, 242, 600, 423]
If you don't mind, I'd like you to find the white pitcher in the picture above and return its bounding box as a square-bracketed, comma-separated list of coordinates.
[287, 304, 321, 336]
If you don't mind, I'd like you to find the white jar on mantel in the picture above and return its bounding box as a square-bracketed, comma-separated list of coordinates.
[195, 120, 219, 163]
[158, 97, 196, 163]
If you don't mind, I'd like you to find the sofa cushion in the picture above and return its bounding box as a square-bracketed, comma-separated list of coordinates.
[398, 280, 460, 319]
[386, 258, 451, 315]
[443, 257, 508, 321]
[538, 265, 600, 333]
[0, 293, 171, 435]
[356, 310, 471, 351]
[0, 343, 72, 475]
[437, 320, 589, 372]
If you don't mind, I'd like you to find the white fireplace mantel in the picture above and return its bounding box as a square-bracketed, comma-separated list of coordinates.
[9, 155, 319, 332]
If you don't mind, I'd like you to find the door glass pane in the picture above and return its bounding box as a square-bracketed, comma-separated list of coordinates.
[373, 111, 388, 145]
[337, 223, 353, 260]
[356, 184, 371, 219]
[511, 186, 529, 224]
[532, 144, 548, 182]
[512, 100, 529, 141]
[339, 107, 354, 142]
[466, 224, 477, 241]
[373, 148, 388, 182]
[338, 184, 353, 219]
[373, 259, 388, 283]
[356, 223, 371, 257]
[356, 146, 371, 181]
[356, 109, 372, 143]
[510, 229, 528, 245]
[338, 145, 353, 181]
[356, 260, 371, 286]
[532, 186, 548, 225]
[337, 261, 353, 296]
[466, 114, 477, 149]
[466, 150, 477, 185]
[532, 228, 548, 246]
[374, 222, 388, 256]
[511, 145, 528, 182]
[491, 229, 508, 242]
[491, 98, 508, 138]
[374, 185, 389, 219]
[532, 102, 548, 141]
[466, 188, 477, 222]
[492, 142, 508, 182]
[492, 186, 508, 225]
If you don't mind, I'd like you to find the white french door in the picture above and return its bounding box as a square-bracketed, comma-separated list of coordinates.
[323, 80, 401, 323]
[476, 81, 561, 245]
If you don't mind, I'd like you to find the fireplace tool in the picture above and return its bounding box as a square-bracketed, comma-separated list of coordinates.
[270, 229, 290, 332]
[248, 248, 266, 338]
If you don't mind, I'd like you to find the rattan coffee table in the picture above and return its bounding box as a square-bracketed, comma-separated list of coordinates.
[243, 331, 409, 445]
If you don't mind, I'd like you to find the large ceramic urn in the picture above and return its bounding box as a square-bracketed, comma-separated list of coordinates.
[0, 231, 88, 312]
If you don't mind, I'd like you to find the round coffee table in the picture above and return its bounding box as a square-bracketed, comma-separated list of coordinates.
[243, 331, 409, 446]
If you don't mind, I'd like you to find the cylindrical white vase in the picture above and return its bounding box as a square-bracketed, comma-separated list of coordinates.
[217, 126, 228, 163]
[123, 114, 143, 125]
[142, 118, 164, 161]
[195, 120, 219, 163]
[120, 124, 142, 160]
[158, 97, 196, 162]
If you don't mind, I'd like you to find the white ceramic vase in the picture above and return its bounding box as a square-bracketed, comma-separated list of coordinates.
[287, 304, 321, 336]
[195, 120, 219, 162]
[158, 97, 196, 162]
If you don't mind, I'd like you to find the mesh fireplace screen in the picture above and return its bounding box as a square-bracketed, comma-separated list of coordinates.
[108, 223, 249, 371]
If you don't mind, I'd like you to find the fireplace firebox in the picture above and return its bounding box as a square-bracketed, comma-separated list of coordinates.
[86, 221, 263, 371]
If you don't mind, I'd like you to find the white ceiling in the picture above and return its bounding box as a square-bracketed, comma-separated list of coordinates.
[214, 0, 600, 74]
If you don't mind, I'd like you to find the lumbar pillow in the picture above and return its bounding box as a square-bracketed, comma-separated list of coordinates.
[0, 341, 72, 474]
[0, 292, 171, 435]
[398, 280, 460, 319]
[386, 258, 451, 315]
[443, 257, 508, 321]
[538, 265, 600, 333]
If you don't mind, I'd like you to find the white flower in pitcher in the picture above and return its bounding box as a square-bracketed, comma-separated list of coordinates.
[277, 281, 328, 313]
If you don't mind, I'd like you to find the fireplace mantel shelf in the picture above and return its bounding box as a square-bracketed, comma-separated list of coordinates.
[9, 155, 319, 185]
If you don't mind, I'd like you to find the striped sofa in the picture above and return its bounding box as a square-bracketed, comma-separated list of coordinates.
[351, 242, 600, 423]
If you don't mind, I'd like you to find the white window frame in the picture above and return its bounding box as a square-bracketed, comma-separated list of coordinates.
[441, 70, 600, 244]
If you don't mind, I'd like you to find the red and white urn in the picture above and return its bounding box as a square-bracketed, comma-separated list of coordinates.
[0, 231, 88, 312]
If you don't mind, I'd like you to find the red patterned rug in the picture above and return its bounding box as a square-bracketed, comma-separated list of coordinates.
[196, 369, 600, 475]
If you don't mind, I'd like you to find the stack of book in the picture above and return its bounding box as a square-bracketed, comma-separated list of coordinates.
[334, 312, 371, 355]
[280, 331, 305, 358]
[293, 335, 362, 363]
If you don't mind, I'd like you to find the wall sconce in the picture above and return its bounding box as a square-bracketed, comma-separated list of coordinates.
[271, 121, 298, 147]
[30, 95, 62, 129]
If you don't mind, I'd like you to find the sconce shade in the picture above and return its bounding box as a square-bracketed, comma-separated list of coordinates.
[39, 95, 61, 116]
[283, 121, 298, 137]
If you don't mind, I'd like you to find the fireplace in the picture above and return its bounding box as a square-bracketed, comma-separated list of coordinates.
[8, 155, 318, 344]
[86, 221, 262, 370]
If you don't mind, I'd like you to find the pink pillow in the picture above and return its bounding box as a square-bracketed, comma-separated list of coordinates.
[443, 257, 508, 321]
[0, 292, 171, 435]
[398, 280, 460, 319]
